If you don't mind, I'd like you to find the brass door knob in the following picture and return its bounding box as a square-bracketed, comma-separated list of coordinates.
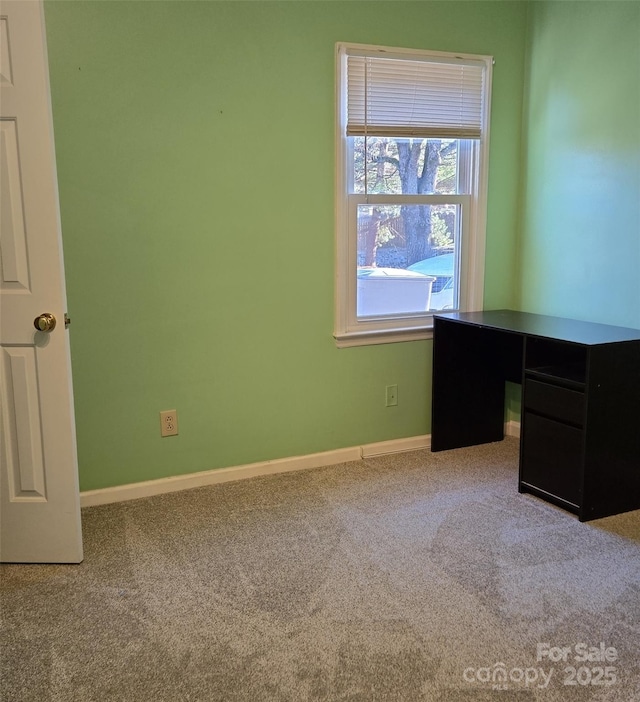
[34, 313, 57, 332]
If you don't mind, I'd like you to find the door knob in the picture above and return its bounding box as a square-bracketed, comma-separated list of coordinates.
[33, 313, 57, 332]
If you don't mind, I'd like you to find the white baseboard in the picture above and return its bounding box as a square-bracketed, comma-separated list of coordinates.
[80, 425, 520, 509]
[80, 435, 429, 508]
[362, 434, 431, 457]
[505, 419, 521, 438]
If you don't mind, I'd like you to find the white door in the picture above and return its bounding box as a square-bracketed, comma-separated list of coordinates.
[0, 0, 82, 563]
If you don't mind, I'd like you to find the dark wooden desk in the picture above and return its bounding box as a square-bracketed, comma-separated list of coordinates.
[431, 310, 640, 521]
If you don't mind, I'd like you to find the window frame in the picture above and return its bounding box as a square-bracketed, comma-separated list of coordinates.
[334, 43, 493, 348]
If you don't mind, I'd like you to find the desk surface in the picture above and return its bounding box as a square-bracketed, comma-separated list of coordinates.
[434, 309, 640, 346]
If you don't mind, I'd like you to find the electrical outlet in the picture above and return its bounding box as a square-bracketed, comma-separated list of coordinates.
[160, 409, 178, 437]
[385, 384, 398, 407]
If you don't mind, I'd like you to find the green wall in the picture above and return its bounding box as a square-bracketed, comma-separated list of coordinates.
[44, 1, 527, 491]
[518, 1, 640, 328]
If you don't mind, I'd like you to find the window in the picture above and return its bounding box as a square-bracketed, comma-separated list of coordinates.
[334, 43, 493, 346]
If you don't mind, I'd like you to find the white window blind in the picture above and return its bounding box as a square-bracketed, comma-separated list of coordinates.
[346, 54, 485, 139]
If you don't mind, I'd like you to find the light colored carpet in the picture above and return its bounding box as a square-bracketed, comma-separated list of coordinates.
[2, 438, 639, 701]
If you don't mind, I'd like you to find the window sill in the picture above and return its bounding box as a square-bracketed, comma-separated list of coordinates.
[334, 325, 434, 348]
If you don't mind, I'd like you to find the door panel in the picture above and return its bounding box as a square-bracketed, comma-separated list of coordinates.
[1, 119, 30, 291]
[2, 346, 47, 500]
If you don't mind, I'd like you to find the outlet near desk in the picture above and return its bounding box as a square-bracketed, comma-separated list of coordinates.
[160, 409, 179, 437]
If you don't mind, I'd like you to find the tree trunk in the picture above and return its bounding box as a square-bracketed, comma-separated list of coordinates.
[397, 139, 442, 265]
[403, 204, 431, 264]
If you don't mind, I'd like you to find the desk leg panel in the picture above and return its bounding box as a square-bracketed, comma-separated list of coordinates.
[431, 319, 508, 451]
[581, 343, 640, 520]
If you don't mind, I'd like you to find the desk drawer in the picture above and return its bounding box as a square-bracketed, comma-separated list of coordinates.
[521, 412, 583, 506]
[524, 378, 584, 426]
